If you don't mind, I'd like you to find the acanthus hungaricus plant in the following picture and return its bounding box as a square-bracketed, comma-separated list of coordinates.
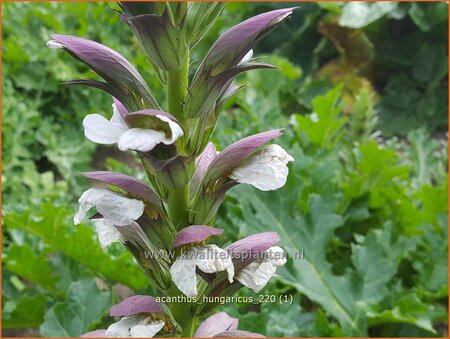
[48, 3, 295, 337]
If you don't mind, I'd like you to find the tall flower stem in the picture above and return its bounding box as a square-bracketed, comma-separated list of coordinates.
[167, 50, 190, 231]
[167, 49, 189, 132]
[166, 283, 197, 337]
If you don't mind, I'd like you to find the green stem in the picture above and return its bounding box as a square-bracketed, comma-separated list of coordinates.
[167, 185, 190, 229]
[166, 48, 190, 229]
[167, 49, 189, 129]
[166, 26, 193, 335]
[181, 316, 197, 338]
[167, 283, 197, 337]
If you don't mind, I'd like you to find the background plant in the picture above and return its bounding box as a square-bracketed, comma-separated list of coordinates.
[2, 2, 448, 338]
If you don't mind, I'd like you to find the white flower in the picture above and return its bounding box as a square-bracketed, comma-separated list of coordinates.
[235, 246, 286, 293]
[170, 245, 234, 297]
[229, 144, 294, 191]
[83, 103, 183, 152]
[74, 188, 144, 226]
[106, 315, 164, 338]
[74, 188, 145, 248]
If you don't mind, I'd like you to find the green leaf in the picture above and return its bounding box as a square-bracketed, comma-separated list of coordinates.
[412, 220, 448, 292]
[223, 184, 367, 335]
[2, 293, 47, 329]
[293, 85, 347, 149]
[222, 288, 319, 337]
[52, 255, 86, 292]
[234, 300, 315, 337]
[367, 292, 446, 334]
[408, 2, 448, 33]
[342, 141, 410, 208]
[339, 2, 398, 29]
[406, 129, 447, 187]
[40, 273, 111, 337]
[350, 232, 397, 306]
[4, 202, 148, 290]
[412, 43, 448, 88]
[377, 74, 448, 135]
[4, 244, 59, 292]
[221, 151, 438, 336]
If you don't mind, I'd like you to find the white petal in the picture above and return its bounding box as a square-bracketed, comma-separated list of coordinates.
[195, 245, 234, 283]
[106, 316, 141, 337]
[235, 246, 286, 293]
[75, 188, 144, 226]
[170, 245, 235, 297]
[265, 246, 287, 266]
[239, 49, 253, 64]
[83, 114, 127, 144]
[130, 321, 164, 338]
[74, 199, 93, 225]
[94, 219, 125, 248]
[156, 115, 184, 145]
[235, 261, 276, 293]
[229, 144, 294, 191]
[47, 40, 63, 49]
[111, 103, 129, 129]
[118, 128, 166, 152]
[169, 251, 198, 297]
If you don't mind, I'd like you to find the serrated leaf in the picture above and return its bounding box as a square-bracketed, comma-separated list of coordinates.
[412, 220, 448, 292]
[367, 292, 446, 334]
[293, 85, 347, 149]
[2, 294, 47, 329]
[223, 185, 367, 335]
[4, 244, 59, 292]
[342, 141, 410, 208]
[40, 273, 111, 337]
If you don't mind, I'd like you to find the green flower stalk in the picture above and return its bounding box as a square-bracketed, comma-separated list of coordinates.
[48, 2, 295, 337]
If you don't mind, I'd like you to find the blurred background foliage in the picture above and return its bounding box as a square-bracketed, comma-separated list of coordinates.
[2, 2, 448, 337]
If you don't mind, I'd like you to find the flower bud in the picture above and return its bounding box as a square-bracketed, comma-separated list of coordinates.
[48, 34, 159, 111]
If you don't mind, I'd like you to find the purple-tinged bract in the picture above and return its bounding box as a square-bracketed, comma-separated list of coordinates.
[50, 34, 158, 111]
[82, 171, 160, 206]
[194, 312, 238, 337]
[213, 330, 265, 338]
[80, 330, 107, 338]
[226, 232, 280, 269]
[173, 225, 223, 248]
[109, 295, 163, 317]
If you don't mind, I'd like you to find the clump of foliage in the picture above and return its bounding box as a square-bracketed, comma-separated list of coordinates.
[218, 2, 448, 135]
